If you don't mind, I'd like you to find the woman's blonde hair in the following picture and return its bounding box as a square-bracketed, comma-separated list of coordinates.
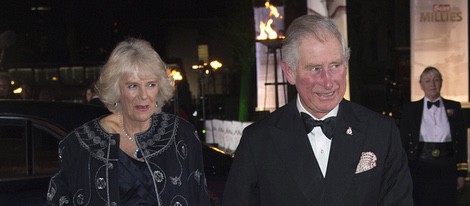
[96, 38, 174, 113]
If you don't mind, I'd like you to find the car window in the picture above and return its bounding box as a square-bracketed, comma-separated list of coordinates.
[0, 120, 26, 178]
[0, 118, 63, 179]
[33, 124, 60, 175]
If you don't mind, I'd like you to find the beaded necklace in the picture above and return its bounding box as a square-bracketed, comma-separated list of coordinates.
[118, 113, 144, 162]
[119, 113, 134, 142]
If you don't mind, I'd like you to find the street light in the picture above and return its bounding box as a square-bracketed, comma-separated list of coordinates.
[192, 60, 223, 123]
[169, 69, 183, 81]
[210, 60, 222, 70]
[167, 65, 183, 115]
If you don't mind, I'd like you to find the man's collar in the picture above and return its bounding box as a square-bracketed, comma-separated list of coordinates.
[424, 96, 441, 103]
[296, 94, 339, 120]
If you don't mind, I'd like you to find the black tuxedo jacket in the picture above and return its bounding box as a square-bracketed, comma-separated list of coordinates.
[222, 99, 413, 206]
[399, 98, 467, 176]
[89, 97, 105, 107]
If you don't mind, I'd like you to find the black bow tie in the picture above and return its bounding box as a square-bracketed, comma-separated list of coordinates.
[427, 101, 440, 109]
[301, 112, 336, 139]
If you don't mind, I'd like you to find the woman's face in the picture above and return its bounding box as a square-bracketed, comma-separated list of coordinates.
[420, 71, 442, 101]
[119, 71, 159, 123]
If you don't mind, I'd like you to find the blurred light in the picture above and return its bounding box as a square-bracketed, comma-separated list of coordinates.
[192, 64, 204, 70]
[51, 76, 59, 81]
[13, 87, 22, 94]
[10, 80, 15, 85]
[202, 129, 206, 134]
[31, 6, 51, 11]
[170, 70, 183, 81]
[210, 60, 222, 70]
[193, 60, 223, 75]
[208, 145, 227, 154]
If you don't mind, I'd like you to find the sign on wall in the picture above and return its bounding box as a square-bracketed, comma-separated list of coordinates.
[307, 0, 349, 100]
[411, 0, 468, 102]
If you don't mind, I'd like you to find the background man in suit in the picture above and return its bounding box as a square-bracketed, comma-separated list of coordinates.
[399, 66, 467, 206]
[84, 81, 104, 107]
[0, 72, 14, 99]
[222, 15, 413, 206]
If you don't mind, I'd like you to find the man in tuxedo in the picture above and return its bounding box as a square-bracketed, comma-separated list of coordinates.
[399, 66, 467, 206]
[85, 81, 104, 107]
[222, 15, 413, 206]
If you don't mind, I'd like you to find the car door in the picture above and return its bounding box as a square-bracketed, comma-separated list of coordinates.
[0, 115, 66, 192]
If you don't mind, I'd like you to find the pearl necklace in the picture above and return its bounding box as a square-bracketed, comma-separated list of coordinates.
[119, 113, 134, 142]
[118, 113, 144, 162]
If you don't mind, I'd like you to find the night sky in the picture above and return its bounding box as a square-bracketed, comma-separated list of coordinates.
[0, 0, 235, 67]
[1, 0, 421, 118]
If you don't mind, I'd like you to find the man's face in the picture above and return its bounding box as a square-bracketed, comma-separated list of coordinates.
[283, 35, 347, 118]
[420, 72, 442, 101]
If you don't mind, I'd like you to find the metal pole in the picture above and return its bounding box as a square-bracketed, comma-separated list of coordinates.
[271, 47, 279, 109]
[200, 72, 206, 121]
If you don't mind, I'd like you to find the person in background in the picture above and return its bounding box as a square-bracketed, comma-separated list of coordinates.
[222, 15, 413, 206]
[0, 72, 13, 98]
[83, 84, 93, 103]
[84, 81, 104, 106]
[47, 38, 210, 205]
[399, 66, 467, 206]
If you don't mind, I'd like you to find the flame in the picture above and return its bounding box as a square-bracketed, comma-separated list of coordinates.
[257, 1, 284, 40]
[265, 1, 280, 18]
[257, 19, 277, 40]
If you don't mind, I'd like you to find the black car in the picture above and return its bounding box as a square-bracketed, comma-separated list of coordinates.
[0, 100, 110, 205]
[0, 100, 232, 206]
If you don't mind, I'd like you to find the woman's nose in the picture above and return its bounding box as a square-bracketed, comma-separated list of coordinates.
[139, 87, 148, 99]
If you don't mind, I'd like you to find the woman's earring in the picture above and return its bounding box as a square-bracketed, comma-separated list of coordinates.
[114, 102, 119, 108]
[155, 103, 158, 108]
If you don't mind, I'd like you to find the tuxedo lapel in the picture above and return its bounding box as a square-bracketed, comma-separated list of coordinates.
[442, 98, 457, 132]
[411, 99, 424, 142]
[321, 100, 365, 204]
[270, 101, 324, 205]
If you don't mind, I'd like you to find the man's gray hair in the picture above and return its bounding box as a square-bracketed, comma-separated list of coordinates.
[281, 15, 350, 71]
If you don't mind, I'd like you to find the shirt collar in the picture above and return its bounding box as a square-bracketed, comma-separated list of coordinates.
[296, 94, 339, 120]
[424, 96, 442, 103]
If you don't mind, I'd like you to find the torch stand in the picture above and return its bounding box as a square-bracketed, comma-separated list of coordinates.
[257, 39, 287, 109]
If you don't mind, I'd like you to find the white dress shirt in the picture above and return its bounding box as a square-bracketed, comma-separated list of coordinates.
[420, 97, 451, 142]
[297, 96, 339, 177]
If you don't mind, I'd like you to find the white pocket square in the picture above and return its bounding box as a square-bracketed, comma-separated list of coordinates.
[355, 151, 377, 174]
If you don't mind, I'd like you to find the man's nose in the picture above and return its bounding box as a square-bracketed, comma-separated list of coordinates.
[320, 70, 333, 89]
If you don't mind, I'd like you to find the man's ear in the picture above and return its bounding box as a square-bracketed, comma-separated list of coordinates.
[280, 61, 296, 85]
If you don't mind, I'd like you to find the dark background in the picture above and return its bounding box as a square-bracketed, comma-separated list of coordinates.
[0, 0, 467, 122]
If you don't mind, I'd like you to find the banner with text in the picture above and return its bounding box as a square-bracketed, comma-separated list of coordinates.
[307, 0, 349, 100]
[411, 0, 468, 102]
